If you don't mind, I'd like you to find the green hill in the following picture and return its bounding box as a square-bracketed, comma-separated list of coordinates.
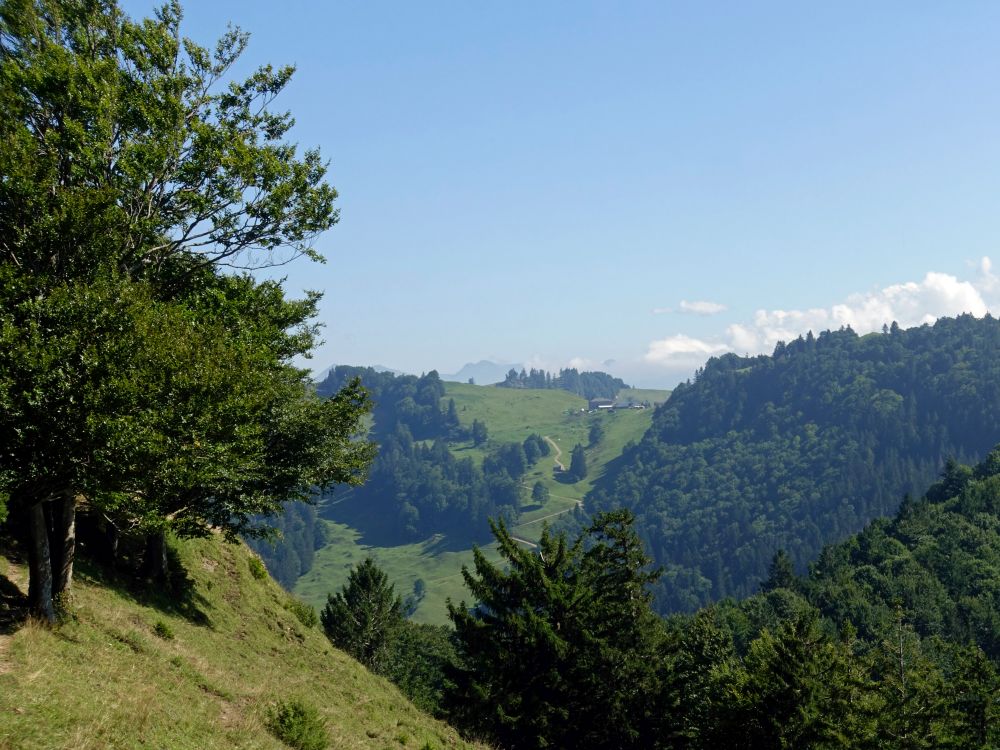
[0, 536, 485, 750]
[295, 381, 669, 625]
[591, 314, 1000, 613]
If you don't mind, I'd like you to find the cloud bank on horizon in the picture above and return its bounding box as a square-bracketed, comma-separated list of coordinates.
[645, 257, 997, 371]
[652, 300, 729, 316]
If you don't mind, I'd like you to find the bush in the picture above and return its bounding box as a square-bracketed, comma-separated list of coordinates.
[248, 556, 268, 580]
[265, 698, 328, 750]
[152, 620, 175, 640]
[285, 598, 319, 628]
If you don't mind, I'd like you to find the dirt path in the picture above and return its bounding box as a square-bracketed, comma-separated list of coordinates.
[514, 504, 581, 528]
[509, 536, 538, 549]
[544, 436, 565, 471]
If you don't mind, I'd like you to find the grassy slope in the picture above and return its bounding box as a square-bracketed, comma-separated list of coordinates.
[296, 383, 669, 626]
[0, 538, 485, 750]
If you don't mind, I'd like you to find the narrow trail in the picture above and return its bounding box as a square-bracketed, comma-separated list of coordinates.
[544, 436, 565, 471]
[509, 536, 538, 549]
[514, 504, 581, 528]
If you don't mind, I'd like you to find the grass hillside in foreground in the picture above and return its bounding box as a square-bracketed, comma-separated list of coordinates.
[296, 382, 669, 625]
[0, 537, 485, 750]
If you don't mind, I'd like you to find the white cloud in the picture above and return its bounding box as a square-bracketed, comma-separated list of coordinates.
[974, 255, 1000, 298]
[644, 262, 995, 373]
[651, 307, 673, 314]
[679, 299, 728, 315]
[568, 356, 600, 371]
[644, 334, 729, 365]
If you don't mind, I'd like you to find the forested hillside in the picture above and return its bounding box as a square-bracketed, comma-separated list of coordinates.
[439, 449, 1000, 749]
[590, 315, 1000, 612]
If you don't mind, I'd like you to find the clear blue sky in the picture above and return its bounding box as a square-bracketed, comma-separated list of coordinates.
[126, 1, 1000, 386]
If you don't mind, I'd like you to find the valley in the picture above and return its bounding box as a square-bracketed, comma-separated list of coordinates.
[294, 380, 669, 624]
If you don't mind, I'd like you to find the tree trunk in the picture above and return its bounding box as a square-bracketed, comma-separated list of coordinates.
[143, 529, 168, 581]
[104, 519, 120, 566]
[52, 493, 77, 597]
[27, 501, 56, 624]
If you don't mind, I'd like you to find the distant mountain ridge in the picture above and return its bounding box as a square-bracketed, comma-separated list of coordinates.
[590, 314, 1000, 613]
[441, 360, 522, 385]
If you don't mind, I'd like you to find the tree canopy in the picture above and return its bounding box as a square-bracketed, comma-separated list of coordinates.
[591, 316, 1000, 612]
[0, 0, 372, 621]
[447, 511, 663, 750]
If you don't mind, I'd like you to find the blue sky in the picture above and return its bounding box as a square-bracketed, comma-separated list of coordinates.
[127, 2, 1000, 386]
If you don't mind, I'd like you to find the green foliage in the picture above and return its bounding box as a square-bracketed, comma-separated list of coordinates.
[531, 481, 549, 505]
[285, 598, 319, 629]
[384, 622, 459, 717]
[801, 450, 1000, 660]
[314, 369, 560, 547]
[321, 557, 403, 673]
[760, 550, 797, 593]
[471, 419, 488, 446]
[0, 0, 374, 621]
[248, 556, 268, 581]
[447, 511, 662, 749]
[265, 698, 329, 750]
[568, 443, 588, 481]
[593, 316, 1000, 612]
[247, 502, 328, 588]
[499, 367, 628, 400]
[588, 418, 606, 446]
[152, 620, 175, 640]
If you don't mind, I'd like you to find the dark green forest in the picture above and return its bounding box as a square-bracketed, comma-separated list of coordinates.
[498, 366, 628, 400]
[404, 450, 1000, 748]
[590, 315, 1000, 612]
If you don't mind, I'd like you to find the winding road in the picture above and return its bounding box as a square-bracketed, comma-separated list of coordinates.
[544, 436, 565, 471]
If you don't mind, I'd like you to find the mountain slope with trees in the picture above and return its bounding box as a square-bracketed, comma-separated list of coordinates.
[440, 449, 1000, 749]
[590, 315, 1000, 612]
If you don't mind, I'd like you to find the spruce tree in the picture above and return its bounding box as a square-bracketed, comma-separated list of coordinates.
[569, 443, 588, 481]
[447, 511, 662, 749]
[321, 557, 403, 673]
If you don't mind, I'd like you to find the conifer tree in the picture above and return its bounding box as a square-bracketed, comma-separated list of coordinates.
[447, 511, 662, 749]
[569, 443, 588, 481]
[321, 557, 403, 673]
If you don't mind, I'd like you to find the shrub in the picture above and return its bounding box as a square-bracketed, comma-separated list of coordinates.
[265, 699, 328, 750]
[152, 620, 175, 640]
[248, 556, 268, 580]
[285, 598, 319, 628]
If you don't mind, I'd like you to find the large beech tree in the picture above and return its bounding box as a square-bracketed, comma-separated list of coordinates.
[0, 0, 370, 621]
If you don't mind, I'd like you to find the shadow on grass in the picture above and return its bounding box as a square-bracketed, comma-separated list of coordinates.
[320, 491, 496, 554]
[419, 529, 494, 557]
[554, 472, 583, 485]
[75, 544, 213, 628]
[0, 572, 27, 636]
[0, 538, 27, 635]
